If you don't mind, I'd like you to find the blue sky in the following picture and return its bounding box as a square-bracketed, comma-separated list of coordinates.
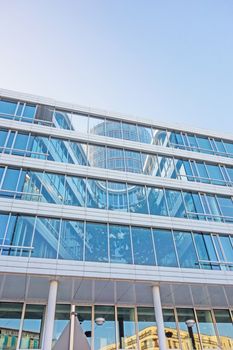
[0, 0, 233, 132]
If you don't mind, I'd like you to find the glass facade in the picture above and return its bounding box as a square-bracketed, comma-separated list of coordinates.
[0, 302, 232, 350]
[0, 213, 232, 270]
[1, 97, 233, 158]
[0, 165, 233, 223]
[1, 128, 233, 188]
[0, 93, 233, 350]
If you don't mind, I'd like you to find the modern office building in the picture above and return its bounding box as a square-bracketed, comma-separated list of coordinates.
[0, 88, 232, 350]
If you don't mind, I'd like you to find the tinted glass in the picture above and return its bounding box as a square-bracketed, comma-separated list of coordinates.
[85, 223, 108, 262]
[153, 229, 178, 267]
[131, 227, 155, 265]
[147, 188, 168, 216]
[174, 231, 198, 268]
[109, 225, 132, 264]
[59, 220, 84, 261]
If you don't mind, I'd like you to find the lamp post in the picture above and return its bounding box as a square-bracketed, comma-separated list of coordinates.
[185, 319, 196, 350]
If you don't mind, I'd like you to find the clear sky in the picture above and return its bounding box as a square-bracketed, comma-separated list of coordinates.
[0, 0, 233, 132]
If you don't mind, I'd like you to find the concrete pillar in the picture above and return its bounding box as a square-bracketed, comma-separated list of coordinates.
[42, 280, 58, 350]
[69, 304, 76, 350]
[152, 285, 167, 350]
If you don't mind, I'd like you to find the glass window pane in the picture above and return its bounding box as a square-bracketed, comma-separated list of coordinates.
[40, 173, 65, 204]
[22, 104, 36, 122]
[0, 129, 8, 150]
[2, 216, 34, 257]
[138, 125, 152, 144]
[12, 133, 29, 156]
[105, 119, 122, 139]
[88, 145, 106, 168]
[175, 159, 193, 181]
[137, 307, 158, 350]
[183, 192, 204, 220]
[196, 310, 219, 349]
[108, 181, 128, 212]
[205, 195, 221, 221]
[128, 184, 148, 214]
[0, 302, 23, 350]
[71, 113, 89, 133]
[217, 196, 233, 222]
[109, 225, 133, 264]
[94, 306, 116, 350]
[31, 217, 60, 259]
[107, 147, 125, 171]
[131, 227, 155, 266]
[219, 235, 233, 262]
[53, 304, 70, 346]
[64, 176, 86, 207]
[85, 223, 108, 262]
[1, 168, 20, 196]
[48, 138, 73, 164]
[152, 129, 167, 146]
[0, 99, 17, 115]
[86, 179, 107, 209]
[0, 214, 9, 245]
[153, 229, 178, 267]
[59, 220, 84, 261]
[117, 307, 137, 350]
[174, 231, 198, 268]
[196, 162, 210, 183]
[147, 187, 168, 216]
[20, 304, 45, 349]
[124, 150, 142, 173]
[54, 110, 72, 130]
[176, 308, 201, 350]
[206, 164, 225, 185]
[163, 309, 180, 350]
[194, 233, 218, 263]
[224, 141, 233, 155]
[89, 116, 105, 135]
[68, 141, 87, 166]
[122, 122, 138, 142]
[196, 136, 213, 154]
[165, 190, 186, 218]
[214, 309, 233, 349]
[76, 306, 92, 346]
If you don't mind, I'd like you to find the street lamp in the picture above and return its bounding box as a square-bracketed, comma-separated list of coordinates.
[185, 319, 196, 350]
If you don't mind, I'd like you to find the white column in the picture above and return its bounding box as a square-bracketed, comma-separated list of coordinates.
[152, 285, 167, 350]
[69, 304, 76, 350]
[42, 280, 58, 350]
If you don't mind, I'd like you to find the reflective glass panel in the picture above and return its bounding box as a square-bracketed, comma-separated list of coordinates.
[163, 309, 180, 350]
[0, 302, 22, 350]
[122, 122, 138, 142]
[183, 192, 204, 220]
[64, 176, 86, 207]
[94, 306, 116, 350]
[40, 172, 65, 204]
[206, 164, 225, 185]
[137, 307, 158, 350]
[124, 150, 142, 173]
[85, 223, 108, 262]
[20, 304, 45, 349]
[131, 227, 155, 265]
[176, 308, 200, 350]
[196, 136, 213, 153]
[107, 147, 125, 171]
[0, 168, 20, 197]
[0, 214, 9, 245]
[147, 187, 168, 216]
[174, 231, 198, 268]
[194, 233, 218, 268]
[217, 196, 233, 222]
[88, 145, 106, 168]
[2, 216, 34, 257]
[53, 304, 70, 346]
[108, 181, 128, 212]
[117, 307, 137, 349]
[153, 229, 178, 267]
[138, 125, 153, 144]
[89, 116, 105, 135]
[224, 141, 233, 155]
[109, 225, 133, 264]
[196, 310, 219, 349]
[128, 184, 148, 214]
[76, 306, 92, 345]
[105, 120, 122, 139]
[54, 110, 72, 130]
[219, 235, 233, 262]
[59, 220, 84, 260]
[0, 100, 17, 115]
[0, 130, 8, 150]
[165, 190, 186, 218]
[31, 217, 60, 259]
[214, 309, 233, 350]
[86, 179, 107, 209]
[71, 113, 89, 133]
